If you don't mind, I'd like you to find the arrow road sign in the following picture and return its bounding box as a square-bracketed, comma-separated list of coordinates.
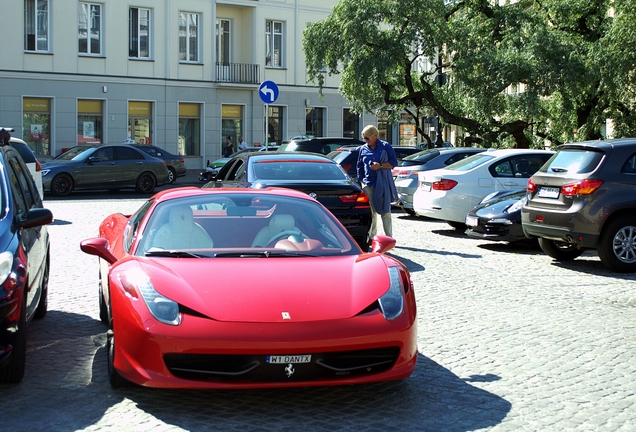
[259, 80, 279, 104]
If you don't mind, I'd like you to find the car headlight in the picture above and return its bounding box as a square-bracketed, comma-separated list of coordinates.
[0, 251, 13, 286]
[378, 267, 404, 320]
[41, 169, 51, 176]
[119, 269, 181, 326]
[505, 199, 524, 214]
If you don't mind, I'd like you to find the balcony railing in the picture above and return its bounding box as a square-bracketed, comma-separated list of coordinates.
[216, 63, 260, 84]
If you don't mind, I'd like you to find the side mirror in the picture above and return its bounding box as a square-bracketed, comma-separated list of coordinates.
[21, 208, 53, 229]
[80, 237, 117, 264]
[370, 235, 396, 254]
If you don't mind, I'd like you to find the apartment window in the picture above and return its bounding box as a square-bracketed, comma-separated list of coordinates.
[343, 109, 360, 139]
[179, 12, 199, 62]
[265, 20, 283, 67]
[129, 7, 150, 58]
[24, 0, 49, 51]
[78, 3, 102, 55]
[216, 19, 231, 64]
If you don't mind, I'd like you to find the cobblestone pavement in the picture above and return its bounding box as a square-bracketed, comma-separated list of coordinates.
[1, 177, 635, 431]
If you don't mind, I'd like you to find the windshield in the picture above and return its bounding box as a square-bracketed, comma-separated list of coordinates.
[135, 193, 358, 257]
[54, 146, 97, 161]
[401, 149, 440, 165]
[445, 153, 495, 171]
[253, 161, 348, 180]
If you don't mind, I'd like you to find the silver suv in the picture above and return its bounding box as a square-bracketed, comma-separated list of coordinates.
[521, 138, 636, 272]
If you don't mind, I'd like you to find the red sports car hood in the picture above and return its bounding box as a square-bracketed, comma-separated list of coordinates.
[132, 255, 395, 323]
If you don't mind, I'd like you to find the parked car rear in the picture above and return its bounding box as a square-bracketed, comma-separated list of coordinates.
[328, 146, 420, 180]
[130, 144, 186, 184]
[278, 137, 364, 155]
[522, 138, 636, 272]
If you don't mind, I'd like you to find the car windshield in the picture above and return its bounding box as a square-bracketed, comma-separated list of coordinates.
[253, 161, 348, 180]
[54, 146, 96, 161]
[401, 149, 441, 164]
[445, 153, 495, 171]
[135, 193, 358, 257]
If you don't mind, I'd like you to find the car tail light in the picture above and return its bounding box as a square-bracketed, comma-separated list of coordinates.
[527, 178, 537, 192]
[341, 163, 352, 172]
[179, 158, 184, 163]
[562, 179, 604, 196]
[35, 160, 42, 172]
[340, 191, 370, 207]
[393, 169, 413, 177]
[432, 179, 458, 190]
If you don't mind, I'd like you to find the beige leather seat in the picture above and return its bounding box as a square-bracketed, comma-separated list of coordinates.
[152, 206, 214, 250]
[251, 214, 301, 247]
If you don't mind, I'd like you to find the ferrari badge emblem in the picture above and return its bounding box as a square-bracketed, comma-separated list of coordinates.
[282, 312, 291, 320]
[285, 363, 295, 378]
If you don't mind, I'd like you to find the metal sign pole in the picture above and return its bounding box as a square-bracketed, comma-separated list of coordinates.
[265, 104, 269, 150]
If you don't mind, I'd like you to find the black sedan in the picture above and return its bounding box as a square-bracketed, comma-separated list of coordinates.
[204, 152, 373, 249]
[464, 189, 530, 243]
[0, 130, 53, 383]
[130, 144, 186, 184]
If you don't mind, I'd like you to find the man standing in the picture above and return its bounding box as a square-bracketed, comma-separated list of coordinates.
[356, 125, 398, 239]
[238, 136, 248, 151]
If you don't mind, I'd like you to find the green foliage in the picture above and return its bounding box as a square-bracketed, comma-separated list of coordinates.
[303, 0, 636, 147]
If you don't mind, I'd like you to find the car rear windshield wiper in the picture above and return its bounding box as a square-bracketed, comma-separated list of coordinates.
[213, 251, 315, 258]
[145, 249, 207, 258]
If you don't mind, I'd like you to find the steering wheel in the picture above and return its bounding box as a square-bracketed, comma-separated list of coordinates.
[265, 230, 305, 247]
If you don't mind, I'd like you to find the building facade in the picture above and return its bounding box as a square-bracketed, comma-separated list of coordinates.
[0, 0, 404, 168]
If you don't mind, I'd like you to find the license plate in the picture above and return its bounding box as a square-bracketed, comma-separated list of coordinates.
[538, 186, 560, 199]
[466, 215, 478, 227]
[420, 183, 432, 192]
[266, 355, 311, 364]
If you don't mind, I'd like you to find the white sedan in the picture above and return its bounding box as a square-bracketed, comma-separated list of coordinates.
[413, 149, 554, 227]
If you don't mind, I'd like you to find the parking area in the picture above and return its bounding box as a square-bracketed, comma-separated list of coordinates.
[1, 191, 635, 431]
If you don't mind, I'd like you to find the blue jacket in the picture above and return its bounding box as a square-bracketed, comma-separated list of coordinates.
[357, 139, 398, 213]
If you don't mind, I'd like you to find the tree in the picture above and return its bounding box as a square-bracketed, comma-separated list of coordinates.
[303, 0, 636, 148]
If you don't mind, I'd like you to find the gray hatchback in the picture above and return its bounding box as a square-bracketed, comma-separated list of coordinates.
[522, 138, 636, 272]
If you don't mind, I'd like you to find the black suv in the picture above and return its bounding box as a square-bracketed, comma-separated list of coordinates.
[0, 128, 53, 383]
[278, 137, 364, 155]
[522, 138, 636, 272]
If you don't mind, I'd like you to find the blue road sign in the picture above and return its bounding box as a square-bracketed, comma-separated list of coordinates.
[259, 80, 279, 104]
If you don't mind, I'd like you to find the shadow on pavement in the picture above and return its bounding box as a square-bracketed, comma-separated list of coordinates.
[123, 353, 511, 431]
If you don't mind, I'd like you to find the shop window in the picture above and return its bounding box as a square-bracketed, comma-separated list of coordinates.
[266, 106, 283, 145]
[343, 108, 359, 139]
[23, 97, 51, 156]
[78, 100, 103, 144]
[128, 101, 153, 144]
[178, 103, 201, 156]
[222, 105, 243, 153]
[306, 108, 324, 138]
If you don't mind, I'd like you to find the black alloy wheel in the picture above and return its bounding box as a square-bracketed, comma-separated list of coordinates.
[106, 328, 129, 388]
[0, 295, 27, 383]
[51, 173, 73, 196]
[135, 172, 157, 194]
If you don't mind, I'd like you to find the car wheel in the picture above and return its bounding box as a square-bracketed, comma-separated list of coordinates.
[106, 328, 129, 388]
[167, 168, 176, 184]
[447, 221, 467, 231]
[34, 252, 50, 319]
[538, 238, 584, 261]
[597, 216, 636, 272]
[51, 173, 73, 196]
[135, 172, 157, 194]
[0, 294, 27, 383]
[403, 208, 416, 217]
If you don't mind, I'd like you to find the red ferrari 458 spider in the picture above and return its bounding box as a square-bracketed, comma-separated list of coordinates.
[80, 187, 417, 389]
